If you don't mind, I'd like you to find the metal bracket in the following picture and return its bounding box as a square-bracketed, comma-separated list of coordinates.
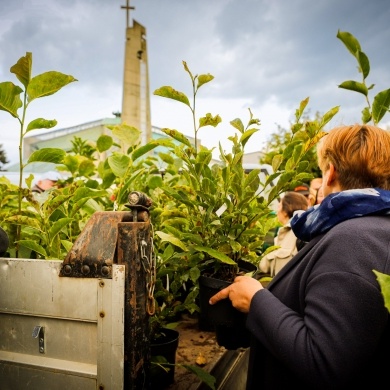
[32, 326, 45, 354]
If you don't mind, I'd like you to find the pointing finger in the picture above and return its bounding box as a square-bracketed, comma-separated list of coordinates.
[209, 286, 230, 305]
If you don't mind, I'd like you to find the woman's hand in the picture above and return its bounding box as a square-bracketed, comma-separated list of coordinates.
[209, 276, 263, 313]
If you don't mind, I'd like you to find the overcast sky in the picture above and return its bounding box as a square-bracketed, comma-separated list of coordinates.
[1, 0, 390, 166]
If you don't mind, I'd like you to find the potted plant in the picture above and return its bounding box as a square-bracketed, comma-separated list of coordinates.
[151, 61, 339, 348]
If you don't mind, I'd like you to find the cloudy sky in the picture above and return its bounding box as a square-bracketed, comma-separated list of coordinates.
[1, 0, 390, 166]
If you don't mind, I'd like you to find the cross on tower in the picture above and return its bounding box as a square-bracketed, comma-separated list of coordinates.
[121, 0, 135, 28]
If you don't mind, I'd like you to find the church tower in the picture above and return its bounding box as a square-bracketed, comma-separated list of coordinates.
[121, 1, 152, 145]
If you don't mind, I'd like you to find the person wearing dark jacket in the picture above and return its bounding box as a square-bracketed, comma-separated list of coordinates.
[209, 124, 390, 389]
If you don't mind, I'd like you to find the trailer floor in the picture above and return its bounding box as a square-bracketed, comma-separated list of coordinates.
[166, 314, 227, 390]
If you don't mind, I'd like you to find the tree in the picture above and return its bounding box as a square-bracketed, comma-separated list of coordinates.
[0, 144, 9, 171]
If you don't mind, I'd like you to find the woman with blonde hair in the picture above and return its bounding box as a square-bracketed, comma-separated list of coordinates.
[210, 124, 390, 389]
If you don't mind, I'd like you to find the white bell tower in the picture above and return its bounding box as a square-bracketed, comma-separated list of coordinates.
[121, 1, 152, 145]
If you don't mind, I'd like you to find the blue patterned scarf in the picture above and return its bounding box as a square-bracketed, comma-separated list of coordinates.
[291, 188, 390, 242]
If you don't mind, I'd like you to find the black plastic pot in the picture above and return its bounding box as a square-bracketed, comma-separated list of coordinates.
[150, 328, 180, 389]
[198, 260, 257, 350]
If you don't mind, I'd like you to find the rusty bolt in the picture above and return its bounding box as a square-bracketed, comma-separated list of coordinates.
[128, 191, 152, 207]
[99, 311, 105, 318]
[101, 266, 110, 276]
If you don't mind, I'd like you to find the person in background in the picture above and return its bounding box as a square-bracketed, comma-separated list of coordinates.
[32, 171, 62, 194]
[293, 183, 311, 206]
[259, 191, 308, 276]
[309, 177, 324, 206]
[314, 184, 325, 204]
[209, 124, 390, 389]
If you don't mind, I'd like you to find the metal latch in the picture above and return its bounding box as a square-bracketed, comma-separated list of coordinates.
[32, 326, 45, 354]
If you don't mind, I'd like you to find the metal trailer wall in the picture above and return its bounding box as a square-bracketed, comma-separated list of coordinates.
[0, 198, 153, 390]
[0, 259, 125, 390]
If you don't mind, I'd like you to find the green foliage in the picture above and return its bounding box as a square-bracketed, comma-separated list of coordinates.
[337, 30, 390, 124]
[0, 52, 76, 256]
[373, 270, 390, 313]
[152, 63, 339, 319]
[154, 60, 220, 151]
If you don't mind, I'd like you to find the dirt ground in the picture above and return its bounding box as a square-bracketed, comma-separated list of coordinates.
[165, 315, 227, 390]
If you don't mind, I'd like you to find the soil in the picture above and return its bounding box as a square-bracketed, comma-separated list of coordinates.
[165, 314, 227, 390]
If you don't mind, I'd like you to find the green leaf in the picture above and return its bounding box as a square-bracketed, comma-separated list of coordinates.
[182, 365, 216, 390]
[50, 194, 73, 211]
[305, 121, 318, 138]
[161, 128, 193, 148]
[373, 270, 390, 313]
[182, 60, 194, 81]
[132, 139, 174, 161]
[372, 89, 390, 124]
[96, 134, 113, 152]
[26, 118, 57, 132]
[27, 71, 77, 102]
[357, 51, 370, 79]
[154, 86, 190, 107]
[193, 245, 237, 265]
[27, 148, 66, 164]
[156, 231, 188, 251]
[230, 240, 242, 252]
[158, 152, 175, 165]
[78, 158, 96, 177]
[72, 187, 107, 203]
[199, 113, 222, 129]
[0, 81, 23, 118]
[110, 123, 140, 146]
[291, 123, 303, 134]
[9, 52, 32, 88]
[18, 240, 47, 258]
[295, 97, 309, 121]
[61, 239, 74, 253]
[361, 107, 371, 124]
[336, 30, 361, 58]
[240, 128, 258, 147]
[271, 154, 283, 172]
[197, 73, 214, 89]
[244, 169, 260, 190]
[6, 215, 42, 230]
[49, 218, 73, 243]
[148, 175, 163, 190]
[230, 118, 245, 133]
[108, 153, 130, 177]
[338, 80, 368, 96]
[63, 154, 80, 174]
[321, 106, 340, 127]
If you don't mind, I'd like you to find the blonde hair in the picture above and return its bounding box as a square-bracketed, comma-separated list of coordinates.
[317, 124, 390, 190]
